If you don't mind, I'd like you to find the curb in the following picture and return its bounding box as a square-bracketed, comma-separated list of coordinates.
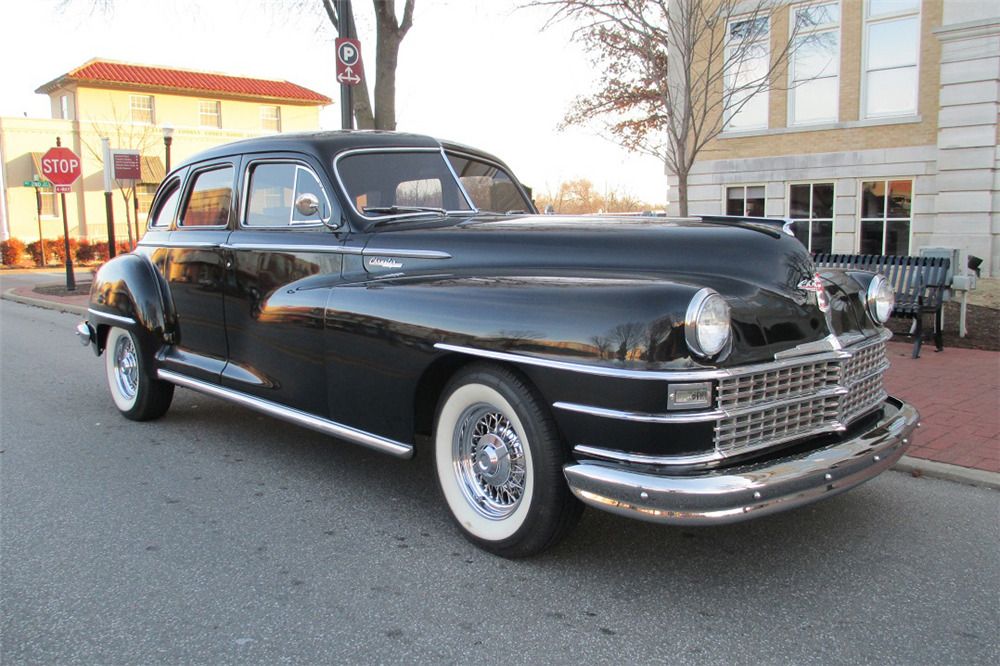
[2, 290, 998, 491]
[1, 287, 87, 317]
[893, 456, 1000, 491]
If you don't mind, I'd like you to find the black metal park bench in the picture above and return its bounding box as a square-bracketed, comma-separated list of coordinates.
[813, 253, 951, 359]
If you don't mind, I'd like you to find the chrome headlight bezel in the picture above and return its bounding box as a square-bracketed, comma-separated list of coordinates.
[866, 274, 895, 324]
[685, 288, 732, 359]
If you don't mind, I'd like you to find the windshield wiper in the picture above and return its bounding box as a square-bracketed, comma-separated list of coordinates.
[362, 205, 447, 217]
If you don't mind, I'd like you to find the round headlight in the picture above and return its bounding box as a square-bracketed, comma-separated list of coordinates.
[685, 289, 731, 358]
[867, 274, 895, 324]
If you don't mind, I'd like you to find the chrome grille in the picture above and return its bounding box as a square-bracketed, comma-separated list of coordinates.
[714, 336, 889, 456]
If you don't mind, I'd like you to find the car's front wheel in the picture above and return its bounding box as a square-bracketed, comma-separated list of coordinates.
[433, 364, 581, 558]
[104, 326, 174, 421]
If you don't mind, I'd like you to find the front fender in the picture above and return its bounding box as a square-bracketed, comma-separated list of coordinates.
[88, 253, 175, 353]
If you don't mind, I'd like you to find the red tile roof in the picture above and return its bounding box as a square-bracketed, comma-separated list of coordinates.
[36, 59, 331, 104]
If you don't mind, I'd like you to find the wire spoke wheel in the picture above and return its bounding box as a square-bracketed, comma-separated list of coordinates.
[112, 333, 140, 401]
[453, 405, 527, 520]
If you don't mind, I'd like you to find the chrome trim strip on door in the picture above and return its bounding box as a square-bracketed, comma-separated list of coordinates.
[363, 248, 452, 259]
[157, 370, 414, 459]
[87, 308, 137, 326]
[220, 243, 364, 254]
[139, 241, 221, 249]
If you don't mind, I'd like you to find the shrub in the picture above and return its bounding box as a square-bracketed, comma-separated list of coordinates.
[91, 241, 132, 261]
[26, 240, 49, 265]
[75, 239, 96, 263]
[1, 238, 26, 266]
[48, 236, 80, 264]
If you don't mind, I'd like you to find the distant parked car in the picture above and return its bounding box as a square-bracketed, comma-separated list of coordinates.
[76, 131, 917, 557]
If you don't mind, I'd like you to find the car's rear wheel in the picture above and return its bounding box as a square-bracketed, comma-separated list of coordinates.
[433, 364, 581, 558]
[104, 326, 174, 421]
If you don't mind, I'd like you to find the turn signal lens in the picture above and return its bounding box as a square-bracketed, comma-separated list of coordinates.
[685, 289, 731, 358]
[867, 274, 895, 324]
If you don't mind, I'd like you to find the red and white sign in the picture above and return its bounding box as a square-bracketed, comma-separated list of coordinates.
[336, 38, 363, 86]
[40, 147, 82, 187]
[112, 150, 142, 181]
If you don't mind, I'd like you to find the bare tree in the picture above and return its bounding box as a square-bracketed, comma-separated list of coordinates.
[535, 178, 656, 214]
[532, 0, 815, 216]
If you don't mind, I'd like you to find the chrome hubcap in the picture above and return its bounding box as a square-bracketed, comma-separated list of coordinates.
[113, 334, 139, 401]
[453, 405, 526, 520]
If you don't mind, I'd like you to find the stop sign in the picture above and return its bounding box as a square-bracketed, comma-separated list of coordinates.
[41, 147, 82, 186]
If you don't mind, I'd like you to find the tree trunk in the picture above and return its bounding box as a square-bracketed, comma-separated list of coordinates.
[676, 169, 689, 218]
[372, 21, 402, 129]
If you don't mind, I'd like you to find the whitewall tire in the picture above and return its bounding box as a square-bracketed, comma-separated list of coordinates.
[104, 326, 174, 421]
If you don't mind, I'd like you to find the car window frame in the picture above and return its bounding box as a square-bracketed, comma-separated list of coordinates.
[146, 169, 187, 231]
[176, 160, 239, 230]
[239, 157, 336, 229]
[444, 149, 535, 214]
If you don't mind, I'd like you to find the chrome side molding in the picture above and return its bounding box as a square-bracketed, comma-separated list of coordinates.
[157, 370, 414, 459]
[87, 308, 137, 326]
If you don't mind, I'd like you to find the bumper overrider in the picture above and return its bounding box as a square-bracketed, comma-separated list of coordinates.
[563, 396, 918, 525]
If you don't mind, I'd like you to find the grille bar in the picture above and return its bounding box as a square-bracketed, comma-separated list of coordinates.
[714, 336, 888, 456]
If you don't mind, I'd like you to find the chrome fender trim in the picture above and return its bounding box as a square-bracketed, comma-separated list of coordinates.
[563, 397, 918, 525]
[157, 370, 414, 459]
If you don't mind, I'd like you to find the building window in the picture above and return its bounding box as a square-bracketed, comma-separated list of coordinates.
[726, 185, 766, 216]
[39, 191, 58, 217]
[789, 2, 840, 125]
[130, 95, 155, 124]
[199, 100, 221, 128]
[863, 0, 920, 118]
[136, 183, 159, 214]
[58, 95, 72, 120]
[260, 106, 281, 132]
[860, 179, 911, 255]
[724, 16, 771, 131]
[789, 182, 834, 252]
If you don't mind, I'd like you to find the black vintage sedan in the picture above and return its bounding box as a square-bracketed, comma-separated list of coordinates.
[76, 131, 917, 557]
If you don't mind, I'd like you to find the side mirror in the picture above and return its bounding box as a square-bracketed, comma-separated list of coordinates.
[295, 192, 320, 218]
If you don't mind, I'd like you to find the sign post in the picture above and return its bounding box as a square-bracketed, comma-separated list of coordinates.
[41, 139, 82, 290]
[335, 0, 363, 130]
[101, 138, 117, 259]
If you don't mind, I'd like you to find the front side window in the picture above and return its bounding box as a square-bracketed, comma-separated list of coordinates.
[725, 17, 771, 131]
[180, 167, 234, 227]
[260, 106, 281, 132]
[337, 151, 474, 219]
[726, 185, 766, 216]
[860, 179, 911, 255]
[789, 2, 840, 125]
[244, 162, 331, 227]
[130, 95, 154, 124]
[863, 0, 920, 118]
[149, 181, 181, 228]
[199, 100, 221, 128]
[446, 153, 531, 213]
[789, 182, 834, 252]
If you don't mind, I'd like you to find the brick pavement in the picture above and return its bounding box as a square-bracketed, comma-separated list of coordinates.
[4, 282, 998, 475]
[884, 340, 1000, 473]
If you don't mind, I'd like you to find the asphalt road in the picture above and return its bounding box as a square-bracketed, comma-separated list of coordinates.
[1, 299, 998, 665]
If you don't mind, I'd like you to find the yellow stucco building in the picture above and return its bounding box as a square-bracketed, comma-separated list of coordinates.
[0, 59, 330, 252]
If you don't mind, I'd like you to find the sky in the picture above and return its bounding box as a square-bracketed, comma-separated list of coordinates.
[0, 0, 668, 205]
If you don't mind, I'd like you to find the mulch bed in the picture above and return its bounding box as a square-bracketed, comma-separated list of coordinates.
[34, 282, 92, 297]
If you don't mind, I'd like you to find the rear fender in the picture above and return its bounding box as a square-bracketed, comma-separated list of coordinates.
[87, 253, 175, 356]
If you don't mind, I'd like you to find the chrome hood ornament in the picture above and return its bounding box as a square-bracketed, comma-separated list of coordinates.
[797, 272, 830, 313]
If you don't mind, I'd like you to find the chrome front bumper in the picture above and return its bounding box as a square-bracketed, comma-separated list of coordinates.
[563, 396, 918, 525]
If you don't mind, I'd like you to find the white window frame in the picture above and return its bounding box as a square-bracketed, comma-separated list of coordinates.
[860, 0, 921, 120]
[129, 95, 155, 124]
[787, 1, 841, 127]
[199, 100, 221, 128]
[856, 178, 914, 255]
[260, 105, 281, 132]
[39, 190, 59, 218]
[787, 181, 836, 252]
[724, 16, 771, 132]
[58, 94, 71, 120]
[725, 183, 768, 217]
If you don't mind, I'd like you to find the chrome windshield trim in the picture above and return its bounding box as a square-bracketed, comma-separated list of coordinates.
[86, 308, 136, 326]
[332, 146, 478, 222]
[435, 331, 890, 381]
[157, 370, 413, 459]
[554, 386, 849, 424]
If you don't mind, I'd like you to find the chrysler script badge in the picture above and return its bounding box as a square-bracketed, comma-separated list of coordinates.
[798, 272, 830, 313]
[368, 257, 403, 269]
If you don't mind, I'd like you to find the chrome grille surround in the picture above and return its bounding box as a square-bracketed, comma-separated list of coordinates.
[714, 334, 889, 456]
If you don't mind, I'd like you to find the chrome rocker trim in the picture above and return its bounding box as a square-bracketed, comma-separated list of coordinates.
[562, 396, 918, 526]
[157, 370, 414, 459]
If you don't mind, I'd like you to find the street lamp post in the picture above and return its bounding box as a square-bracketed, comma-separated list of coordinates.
[163, 124, 174, 173]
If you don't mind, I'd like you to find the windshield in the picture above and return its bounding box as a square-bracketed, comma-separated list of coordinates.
[336, 150, 475, 220]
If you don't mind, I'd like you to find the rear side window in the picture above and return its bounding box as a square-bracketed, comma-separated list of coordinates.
[148, 181, 181, 228]
[180, 166, 234, 227]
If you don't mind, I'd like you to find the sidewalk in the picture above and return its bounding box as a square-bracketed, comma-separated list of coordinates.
[3, 281, 998, 488]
